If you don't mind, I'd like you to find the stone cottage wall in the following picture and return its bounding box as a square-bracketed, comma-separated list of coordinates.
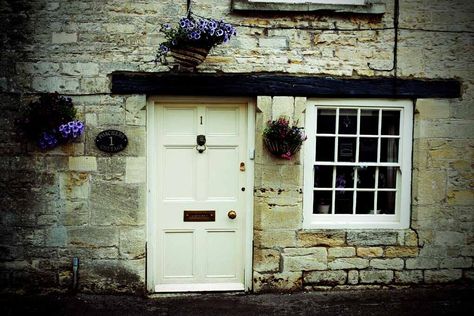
[0, 0, 472, 293]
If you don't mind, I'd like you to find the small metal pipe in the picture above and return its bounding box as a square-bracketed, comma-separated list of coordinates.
[72, 257, 79, 291]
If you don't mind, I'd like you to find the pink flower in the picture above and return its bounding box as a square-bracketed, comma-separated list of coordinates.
[281, 151, 292, 160]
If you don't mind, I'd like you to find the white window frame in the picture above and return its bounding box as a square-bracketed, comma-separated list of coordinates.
[249, 0, 365, 5]
[303, 99, 413, 229]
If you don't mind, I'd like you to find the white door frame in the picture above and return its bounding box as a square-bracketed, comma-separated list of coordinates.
[146, 96, 255, 293]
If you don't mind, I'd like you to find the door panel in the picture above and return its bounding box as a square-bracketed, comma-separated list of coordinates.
[163, 231, 195, 278]
[153, 101, 248, 292]
[207, 147, 239, 200]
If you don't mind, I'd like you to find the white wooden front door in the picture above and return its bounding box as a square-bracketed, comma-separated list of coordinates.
[148, 98, 253, 292]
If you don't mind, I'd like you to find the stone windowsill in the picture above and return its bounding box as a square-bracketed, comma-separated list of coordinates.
[231, 0, 386, 14]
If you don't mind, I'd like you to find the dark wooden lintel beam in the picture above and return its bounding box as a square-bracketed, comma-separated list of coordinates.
[111, 72, 461, 99]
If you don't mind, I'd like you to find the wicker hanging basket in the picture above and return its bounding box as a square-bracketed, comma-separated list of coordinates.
[170, 46, 210, 68]
[264, 138, 302, 159]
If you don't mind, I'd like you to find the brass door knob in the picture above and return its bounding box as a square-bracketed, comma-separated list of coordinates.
[228, 210, 237, 219]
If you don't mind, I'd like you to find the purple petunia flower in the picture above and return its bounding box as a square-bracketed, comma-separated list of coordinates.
[58, 120, 85, 140]
[38, 132, 58, 150]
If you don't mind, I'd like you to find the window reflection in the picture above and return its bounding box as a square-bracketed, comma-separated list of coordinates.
[380, 138, 398, 162]
[382, 111, 400, 135]
[315, 137, 335, 161]
[359, 138, 378, 162]
[338, 109, 357, 134]
[360, 110, 379, 135]
[317, 109, 336, 134]
[338, 137, 356, 162]
[314, 166, 333, 188]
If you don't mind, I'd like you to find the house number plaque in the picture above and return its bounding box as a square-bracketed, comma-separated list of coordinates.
[184, 210, 215, 222]
[95, 130, 128, 153]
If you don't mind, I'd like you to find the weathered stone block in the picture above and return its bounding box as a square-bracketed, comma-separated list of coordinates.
[119, 227, 145, 260]
[416, 99, 450, 119]
[254, 230, 296, 248]
[69, 156, 97, 172]
[259, 37, 288, 49]
[90, 181, 145, 226]
[412, 169, 447, 204]
[125, 157, 146, 184]
[385, 246, 419, 258]
[328, 247, 356, 258]
[348, 270, 359, 284]
[328, 258, 369, 270]
[439, 257, 472, 269]
[254, 249, 280, 273]
[297, 231, 346, 247]
[283, 248, 327, 272]
[304, 270, 347, 285]
[394, 270, 424, 284]
[370, 258, 404, 270]
[32, 77, 79, 93]
[424, 269, 463, 283]
[52, 32, 78, 43]
[272, 96, 294, 120]
[45, 226, 67, 247]
[78, 259, 144, 293]
[68, 226, 118, 248]
[61, 63, 99, 76]
[357, 247, 384, 257]
[59, 172, 90, 200]
[406, 257, 439, 269]
[447, 190, 474, 206]
[346, 231, 398, 246]
[359, 270, 394, 284]
[434, 231, 465, 246]
[253, 271, 302, 293]
[404, 230, 419, 246]
[255, 205, 302, 230]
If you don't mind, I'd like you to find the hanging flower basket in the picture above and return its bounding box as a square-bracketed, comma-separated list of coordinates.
[16, 92, 85, 150]
[170, 45, 210, 68]
[263, 117, 307, 160]
[155, 15, 237, 69]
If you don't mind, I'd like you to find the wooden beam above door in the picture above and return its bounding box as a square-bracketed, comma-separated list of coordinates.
[111, 72, 461, 99]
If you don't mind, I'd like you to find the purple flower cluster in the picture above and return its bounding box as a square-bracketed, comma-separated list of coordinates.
[38, 132, 58, 150]
[59, 120, 84, 139]
[37, 120, 85, 150]
[156, 15, 237, 62]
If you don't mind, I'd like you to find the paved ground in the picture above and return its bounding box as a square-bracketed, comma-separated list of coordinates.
[1, 285, 473, 315]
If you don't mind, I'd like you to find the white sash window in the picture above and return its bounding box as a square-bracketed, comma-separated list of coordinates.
[303, 99, 413, 229]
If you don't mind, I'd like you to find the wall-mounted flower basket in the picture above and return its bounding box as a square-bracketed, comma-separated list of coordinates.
[263, 117, 307, 160]
[170, 45, 210, 68]
[155, 14, 237, 69]
[17, 92, 84, 150]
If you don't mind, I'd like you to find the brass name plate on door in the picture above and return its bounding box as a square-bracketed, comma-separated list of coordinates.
[184, 210, 215, 222]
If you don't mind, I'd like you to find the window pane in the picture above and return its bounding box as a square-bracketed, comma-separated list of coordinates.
[381, 111, 400, 135]
[314, 166, 333, 188]
[317, 109, 336, 134]
[336, 166, 354, 189]
[377, 191, 396, 214]
[356, 191, 375, 214]
[337, 137, 356, 162]
[360, 110, 379, 135]
[316, 137, 335, 161]
[338, 109, 357, 134]
[314, 191, 332, 214]
[359, 137, 378, 162]
[357, 166, 375, 188]
[335, 191, 353, 214]
[380, 138, 399, 162]
[379, 167, 397, 188]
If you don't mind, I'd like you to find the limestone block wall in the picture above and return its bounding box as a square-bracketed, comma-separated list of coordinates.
[0, 0, 472, 293]
[253, 96, 472, 292]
